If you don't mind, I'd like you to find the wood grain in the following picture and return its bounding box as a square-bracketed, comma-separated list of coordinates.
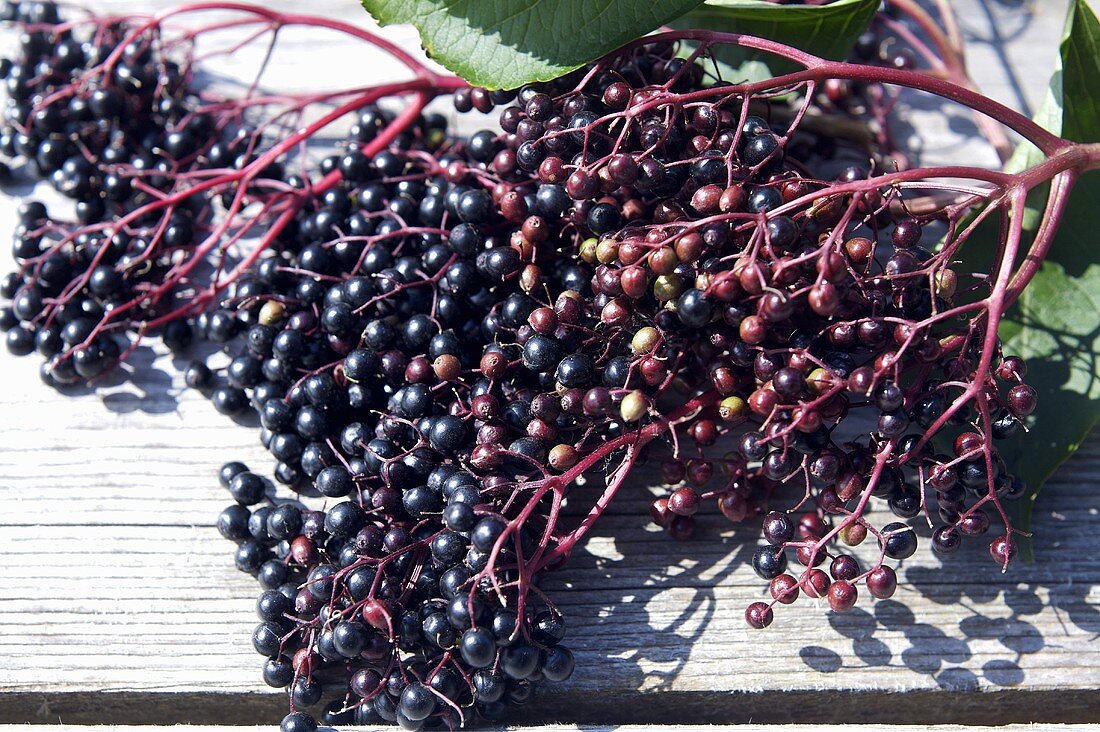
[5, 727, 1099, 732]
[0, 0, 1096, 727]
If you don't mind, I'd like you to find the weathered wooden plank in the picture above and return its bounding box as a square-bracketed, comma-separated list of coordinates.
[7, 727, 1100, 732]
[0, 0, 1096, 727]
[4, 727, 1098, 732]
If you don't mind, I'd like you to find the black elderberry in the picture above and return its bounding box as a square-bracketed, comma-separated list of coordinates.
[541, 645, 575, 681]
[742, 133, 782, 168]
[325, 501, 365, 536]
[280, 712, 317, 732]
[932, 525, 961, 554]
[258, 560, 288, 590]
[398, 683, 436, 722]
[501, 642, 540, 679]
[252, 621, 283, 657]
[522, 334, 563, 372]
[747, 186, 782, 213]
[882, 522, 918, 559]
[586, 202, 621, 235]
[315, 465, 353, 498]
[460, 627, 497, 668]
[751, 544, 788, 579]
[217, 504, 251, 542]
[532, 610, 566, 645]
[256, 589, 292, 623]
[235, 539, 269, 573]
[228, 472, 266, 505]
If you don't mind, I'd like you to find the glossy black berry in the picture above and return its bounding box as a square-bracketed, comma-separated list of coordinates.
[752, 545, 788, 579]
[883, 522, 918, 559]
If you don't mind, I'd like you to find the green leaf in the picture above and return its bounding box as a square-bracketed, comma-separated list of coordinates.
[672, 0, 879, 82]
[963, 0, 1100, 551]
[360, 0, 705, 90]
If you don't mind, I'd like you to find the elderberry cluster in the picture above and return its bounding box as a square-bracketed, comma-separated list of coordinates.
[200, 116, 613, 729]
[0, 2, 1059, 728]
[444, 38, 1040, 626]
[0, 2, 306, 382]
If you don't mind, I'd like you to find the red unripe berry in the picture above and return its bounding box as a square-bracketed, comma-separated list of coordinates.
[480, 351, 507, 379]
[691, 185, 722, 214]
[738, 261, 769, 295]
[554, 292, 584, 323]
[621, 266, 649, 299]
[844, 236, 873, 263]
[740, 315, 767, 344]
[686, 459, 714, 486]
[1007, 384, 1037, 417]
[816, 250, 847, 281]
[471, 393, 500, 420]
[668, 487, 701, 516]
[668, 515, 695, 541]
[954, 432, 982, 457]
[538, 156, 565, 183]
[770, 574, 800, 604]
[689, 418, 718, 446]
[830, 554, 860, 581]
[295, 587, 322, 616]
[602, 82, 632, 110]
[361, 599, 394, 631]
[745, 602, 774, 629]
[799, 512, 827, 538]
[803, 568, 831, 598]
[650, 497, 674, 528]
[649, 246, 678, 275]
[600, 297, 631, 326]
[792, 407, 822, 434]
[996, 356, 1027, 381]
[470, 443, 502, 470]
[499, 190, 527, 222]
[847, 365, 874, 395]
[959, 510, 991, 536]
[796, 544, 827, 567]
[566, 169, 599, 199]
[836, 472, 863, 502]
[711, 273, 741, 301]
[719, 185, 746, 213]
[718, 492, 748, 522]
[606, 153, 637, 183]
[817, 486, 844, 514]
[527, 417, 557, 442]
[828, 580, 858, 612]
[675, 232, 704, 263]
[639, 356, 667, 386]
[866, 566, 898, 599]
[405, 356, 432, 383]
[748, 386, 777, 416]
[528, 306, 557, 335]
[291, 536, 318, 565]
[809, 282, 839, 316]
[660, 458, 686, 485]
[293, 647, 320, 675]
[989, 535, 1018, 569]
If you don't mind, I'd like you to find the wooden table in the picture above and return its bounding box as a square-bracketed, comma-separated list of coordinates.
[2, 0, 1097, 729]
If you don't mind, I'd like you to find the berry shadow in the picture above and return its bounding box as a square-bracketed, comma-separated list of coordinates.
[531, 482, 764, 721]
[831, 434, 1100, 691]
[48, 344, 181, 416]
